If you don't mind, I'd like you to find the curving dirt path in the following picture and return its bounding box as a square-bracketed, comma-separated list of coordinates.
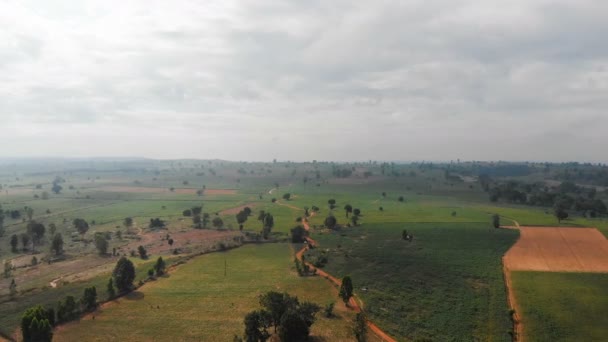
[297, 218, 397, 342]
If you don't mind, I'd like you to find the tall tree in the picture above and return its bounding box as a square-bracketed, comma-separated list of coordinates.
[492, 214, 500, 229]
[94, 234, 109, 255]
[73, 218, 89, 238]
[112, 257, 135, 293]
[324, 215, 337, 229]
[51, 233, 64, 256]
[21, 305, 53, 342]
[339, 276, 354, 305]
[344, 204, 353, 217]
[154, 257, 166, 276]
[10, 234, 19, 253]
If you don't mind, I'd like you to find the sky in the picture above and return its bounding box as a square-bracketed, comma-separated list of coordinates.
[1, 0, 607, 162]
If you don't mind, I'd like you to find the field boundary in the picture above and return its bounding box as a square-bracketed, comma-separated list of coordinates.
[501, 224, 523, 342]
[297, 218, 397, 342]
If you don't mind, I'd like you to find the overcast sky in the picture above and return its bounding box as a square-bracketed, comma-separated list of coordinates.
[1, 1, 607, 162]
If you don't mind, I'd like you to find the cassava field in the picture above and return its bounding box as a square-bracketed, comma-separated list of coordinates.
[1, 159, 608, 341]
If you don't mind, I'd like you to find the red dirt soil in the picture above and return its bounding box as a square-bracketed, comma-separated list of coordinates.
[504, 227, 608, 272]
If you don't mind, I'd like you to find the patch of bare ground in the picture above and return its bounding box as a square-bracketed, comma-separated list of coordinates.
[504, 227, 608, 272]
[219, 203, 256, 215]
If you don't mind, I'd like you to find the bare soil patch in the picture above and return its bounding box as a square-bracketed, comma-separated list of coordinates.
[504, 227, 608, 272]
[219, 203, 256, 215]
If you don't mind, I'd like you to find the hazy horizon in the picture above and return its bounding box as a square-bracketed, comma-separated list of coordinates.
[2, 1, 607, 162]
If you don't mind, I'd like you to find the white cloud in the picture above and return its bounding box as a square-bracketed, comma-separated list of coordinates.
[0, 0, 607, 161]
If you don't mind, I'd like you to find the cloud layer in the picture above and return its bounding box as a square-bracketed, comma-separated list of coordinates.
[1, 0, 607, 161]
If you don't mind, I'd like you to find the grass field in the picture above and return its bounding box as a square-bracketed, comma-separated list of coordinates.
[511, 272, 608, 341]
[306, 222, 519, 341]
[54, 244, 365, 342]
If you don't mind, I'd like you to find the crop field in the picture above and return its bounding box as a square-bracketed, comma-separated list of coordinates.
[2, 160, 608, 341]
[511, 272, 608, 341]
[305, 222, 518, 341]
[54, 244, 366, 342]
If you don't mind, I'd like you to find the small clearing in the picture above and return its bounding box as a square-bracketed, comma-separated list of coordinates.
[504, 227, 608, 272]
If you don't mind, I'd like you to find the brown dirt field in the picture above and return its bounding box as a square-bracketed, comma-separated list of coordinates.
[219, 203, 256, 215]
[94, 186, 236, 195]
[504, 227, 608, 272]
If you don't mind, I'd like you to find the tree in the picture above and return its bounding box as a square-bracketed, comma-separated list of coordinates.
[112, 257, 135, 293]
[328, 199, 336, 209]
[283, 193, 291, 201]
[202, 213, 210, 228]
[21, 233, 30, 251]
[10, 278, 17, 297]
[21, 305, 53, 342]
[81, 286, 97, 311]
[182, 209, 192, 217]
[106, 278, 116, 299]
[212, 217, 224, 229]
[353, 208, 361, 216]
[48, 223, 57, 236]
[10, 234, 19, 252]
[193, 215, 202, 228]
[27, 221, 45, 246]
[291, 225, 307, 243]
[51, 182, 62, 194]
[381, 192, 386, 198]
[123, 217, 133, 229]
[324, 215, 337, 229]
[73, 218, 89, 238]
[95, 234, 109, 255]
[555, 207, 568, 223]
[402, 229, 408, 240]
[57, 295, 79, 322]
[4, 260, 13, 278]
[339, 276, 353, 305]
[255, 291, 320, 341]
[350, 215, 359, 226]
[344, 204, 353, 217]
[244, 310, 272, 342]
[25, 207, 34, 221]
[398, 196, 404, 202]
[262, 213, 274, 239]
[51, 233, 64, 256]
[138, 245, 148, 259]
[243, 207, 252, 216]
[154, 256, 166, 276]
[236, 210, 249, 225]
[492, 214, 500, 229]
[353, 312, 367, 342]
[191, 206, 203, 216]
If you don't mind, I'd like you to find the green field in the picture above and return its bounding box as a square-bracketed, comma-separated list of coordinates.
[306, 222, 518, 341]
[54, 244, 361, 342]
[511, 272, 608, 341]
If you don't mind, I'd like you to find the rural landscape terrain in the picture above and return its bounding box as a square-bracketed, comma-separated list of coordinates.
[1, 158, 607, 341]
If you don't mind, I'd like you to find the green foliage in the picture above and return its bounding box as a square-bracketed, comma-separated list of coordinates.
[282, 193, 291, 201]
[154, 257, 166, 276]
[338, 276, 353, 304]
[123, 217, 133, 228]
[492, 214, 500, 228]
[57, 295, 79, 323]
[138, 245, 148, 259]
[81, 286, 97, 311]
[10, 234, 19, 252]
[212, 216, 224, 229]
[73, 218, 89, 236]
[112, 257, 135, 293]
[21, 305, 53, 342]
[27, 221, 45, 245]
[106, 278, 116, 300]
[50, 233, 64, 256]
[94, 233, 109, 255]
[254, 291, 320, 341]
[244, 310, 272, 342]
[324, 215, 337, 229]
[323, 302, 334, 318]
[290, 225, 307, 243]
[353, 312, 367, 342]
